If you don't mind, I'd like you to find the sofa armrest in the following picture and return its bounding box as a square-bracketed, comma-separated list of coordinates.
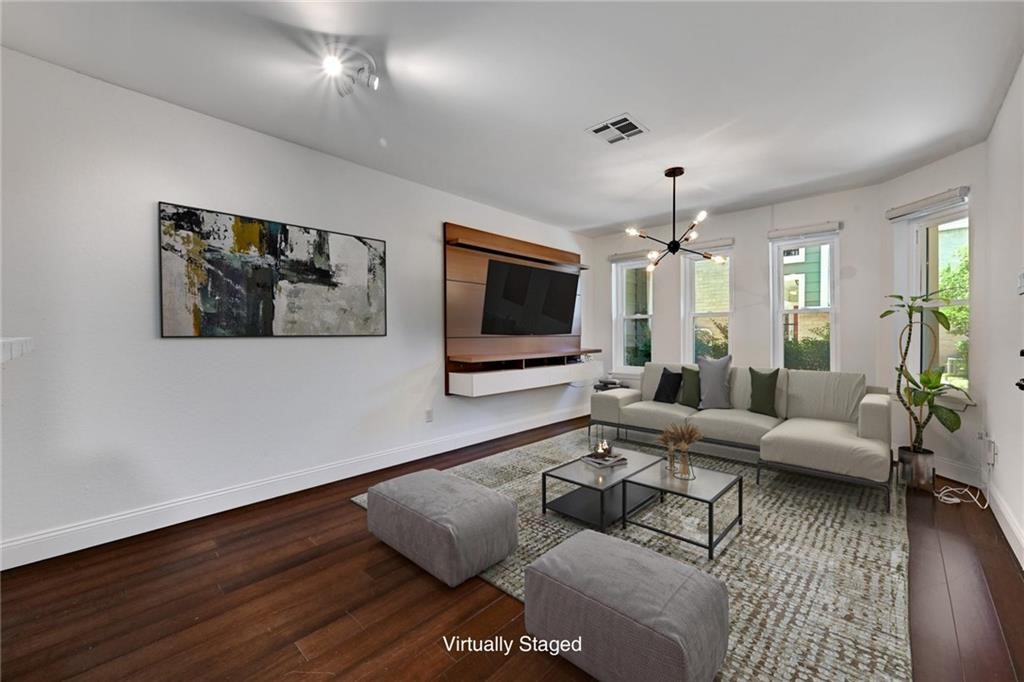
[591, 388, 641, 424]
[857, 393, 891, 444]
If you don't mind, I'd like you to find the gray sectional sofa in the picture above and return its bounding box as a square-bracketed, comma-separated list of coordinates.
[591, 362, 893, 510]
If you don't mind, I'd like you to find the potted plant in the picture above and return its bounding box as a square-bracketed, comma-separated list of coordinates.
[880, 292, 973, 489]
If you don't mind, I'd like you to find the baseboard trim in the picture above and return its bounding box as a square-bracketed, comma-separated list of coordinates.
[989, 484, 1024, 571]
[934, 455, 983, 488]
[1, 405, 589, 569]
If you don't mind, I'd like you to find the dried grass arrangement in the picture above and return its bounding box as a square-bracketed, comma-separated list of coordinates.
[658, 423, 703, 480]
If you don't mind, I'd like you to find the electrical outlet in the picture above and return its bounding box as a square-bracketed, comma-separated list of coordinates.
[1017, 268, 1024, 295]
[424, 408, 434, 423]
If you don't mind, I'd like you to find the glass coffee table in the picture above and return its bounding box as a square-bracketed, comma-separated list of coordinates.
[622, 464, 742, 559]
[542, 449, 662, 531]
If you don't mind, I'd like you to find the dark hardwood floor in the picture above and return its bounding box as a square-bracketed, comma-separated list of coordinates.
[1, 417, 1020, 681]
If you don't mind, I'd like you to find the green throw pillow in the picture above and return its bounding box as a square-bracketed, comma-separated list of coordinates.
[749, 368, 779, 417]
[679, 367, 701, 408]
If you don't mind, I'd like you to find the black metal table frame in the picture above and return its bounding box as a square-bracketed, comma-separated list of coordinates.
[541, 462, 660, 532]
[621, 473, 743, 560]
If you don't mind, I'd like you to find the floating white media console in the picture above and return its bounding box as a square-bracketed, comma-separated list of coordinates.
[448, 359, 602, 398]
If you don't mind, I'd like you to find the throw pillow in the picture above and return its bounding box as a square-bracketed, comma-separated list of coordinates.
[679, 367, 701, 408]
[749, 368, 780, 417]
[697, 354, 732, 409]
[653, 368, 683, 403]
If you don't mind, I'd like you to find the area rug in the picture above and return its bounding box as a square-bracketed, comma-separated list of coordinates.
[352, 428, 911, 680]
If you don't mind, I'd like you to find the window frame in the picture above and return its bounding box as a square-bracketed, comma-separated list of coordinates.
[682, 249, 733, 363]
[912, 207, 970, 389]
[769, 233, 840, 371]
[611, 258, 653, 374]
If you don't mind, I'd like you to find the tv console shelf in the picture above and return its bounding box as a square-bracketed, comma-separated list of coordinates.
[443, 223, 600, 396]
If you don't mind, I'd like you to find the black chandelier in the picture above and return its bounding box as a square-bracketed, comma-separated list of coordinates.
[625, 166, 724, 272]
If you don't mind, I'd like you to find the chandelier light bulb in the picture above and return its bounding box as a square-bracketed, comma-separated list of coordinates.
[322, 54, 343, 77]
[695, 210, 708, 223]
[625, 226, 640, 237]
[712, 255, 727, 264]
[646, 263, 656, 273]
[686, 231, 699, 242]
[647, 250, 660, 261]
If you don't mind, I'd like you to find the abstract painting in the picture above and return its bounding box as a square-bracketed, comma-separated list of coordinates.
[159, 202, 386, 337]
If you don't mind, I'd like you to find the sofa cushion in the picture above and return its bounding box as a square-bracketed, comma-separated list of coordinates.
[680, 365, 700, 408]
[653, 368, 683, 403]
[621, 401, 696, 432]
[760, 418, 891, 483]
[698, 355, 732, 409]
[686, 408, 783, 447]
[786, 370, 866, 423]
[729, 367, 789, 418]
[749, 368, 780, 417]
[641, 363, 685, 401]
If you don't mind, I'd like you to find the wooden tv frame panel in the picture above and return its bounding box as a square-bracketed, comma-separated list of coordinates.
[443, 223, 600, 396]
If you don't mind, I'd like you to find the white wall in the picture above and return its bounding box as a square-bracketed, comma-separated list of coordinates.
[983, 54, 1024, 567]
[0, 50, 594, 568]
[589, 144, 993, 486]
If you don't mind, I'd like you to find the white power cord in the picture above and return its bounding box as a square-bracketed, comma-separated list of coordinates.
[934, 484, 989, 509]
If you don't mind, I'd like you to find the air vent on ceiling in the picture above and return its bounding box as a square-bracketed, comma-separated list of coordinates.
[587, 113, 648, 144]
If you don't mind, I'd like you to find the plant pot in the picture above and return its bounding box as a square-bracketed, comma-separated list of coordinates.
[898, 446, 934, 491]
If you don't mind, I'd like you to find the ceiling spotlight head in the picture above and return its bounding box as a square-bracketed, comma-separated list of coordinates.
[695, 210, 708, 223]
[625, 226, 640, 237]
[322, 55, 343, 77]
[646, 250, 660, 261]
[646, 263, 656, 273]
[323, 42, 380, 98]
[664, 166, 686, 178]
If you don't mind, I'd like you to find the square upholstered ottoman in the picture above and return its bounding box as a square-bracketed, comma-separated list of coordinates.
[367, 469, 518, 587]
[525, 530, 729, 682]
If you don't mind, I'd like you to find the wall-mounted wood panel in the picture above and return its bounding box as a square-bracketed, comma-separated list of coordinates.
[443, 223, 595, 395]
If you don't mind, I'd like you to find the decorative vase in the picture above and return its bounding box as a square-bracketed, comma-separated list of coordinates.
[674, 446, 696, 480]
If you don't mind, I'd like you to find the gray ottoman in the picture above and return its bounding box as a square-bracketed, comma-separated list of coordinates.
[525, 530, 729, 682]
[366, 469, 517, 587]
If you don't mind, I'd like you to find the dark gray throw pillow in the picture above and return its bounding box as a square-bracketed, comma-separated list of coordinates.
[679, 367, 701, 408]
[749, 368, 779, 417]
[697, 354, 732, 409]
[653, 368, 683, 403]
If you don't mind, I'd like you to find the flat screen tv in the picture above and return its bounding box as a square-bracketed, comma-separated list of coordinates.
[481, 260, 579, 335]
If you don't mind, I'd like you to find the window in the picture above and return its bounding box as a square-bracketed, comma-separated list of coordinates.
[771, 235, 837, 370]
[683, 252, 731, 362]
[612, 260, 652, 371]
[918, 213, 969, 390]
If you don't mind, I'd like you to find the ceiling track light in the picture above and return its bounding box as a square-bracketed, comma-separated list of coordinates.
[625, 167, 721, 270]
[322, 42, 381, 98]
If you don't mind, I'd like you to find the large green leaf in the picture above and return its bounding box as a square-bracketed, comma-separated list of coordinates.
[910, 388, 930, 406]
[930, 404, 961, 433]
[879, 309, 896, 319]
[885, 294, 905, 300]
[931, 309, 950, 330]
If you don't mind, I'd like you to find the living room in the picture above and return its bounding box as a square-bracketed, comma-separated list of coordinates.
[1, 2, 1022, 680]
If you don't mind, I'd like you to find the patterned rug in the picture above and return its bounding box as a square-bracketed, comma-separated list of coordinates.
[352, 428, 911, 680]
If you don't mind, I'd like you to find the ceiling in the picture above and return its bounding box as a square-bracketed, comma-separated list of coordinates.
[4, 2, 1023, 235]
